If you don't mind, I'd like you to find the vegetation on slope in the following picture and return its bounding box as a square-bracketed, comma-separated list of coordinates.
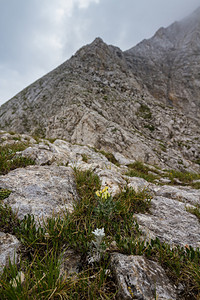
[0, 169, 199, 298]
[0, 142, 35, 175]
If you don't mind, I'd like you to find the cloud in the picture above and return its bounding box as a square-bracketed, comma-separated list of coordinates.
[0, 0, 199, 105]
[0, 0, 101, 104]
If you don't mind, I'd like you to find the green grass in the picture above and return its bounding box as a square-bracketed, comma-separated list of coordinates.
[99, 150, 120, 167]
[0, 169, 200, 299]
[186, 205, 200, 223]
[47, 138, 57, 144]
[0, 204, 20, 235]
[125, 161, 159, 183]
[144, 124, 155, 132]
[0, 143, 35, 175]
[81, 154, 89, 163]
[193, 159, 200, 166]
[166, 170, 200, 189]
[0, 189, 12, 200]
[137, 104, 152, 119]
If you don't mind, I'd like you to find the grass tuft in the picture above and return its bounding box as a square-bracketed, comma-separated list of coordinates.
[0, 168, 200, 298]
[126, 161, 159, 183]
[166, 170, 200, 189]
[99, 150, 120, 166]
[186, 205, 200, 223]
[0, 189, 12, 200]
[0, 143, 35, 175]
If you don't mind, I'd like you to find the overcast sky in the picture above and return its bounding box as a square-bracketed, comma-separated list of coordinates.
[0, 0, 199, 106]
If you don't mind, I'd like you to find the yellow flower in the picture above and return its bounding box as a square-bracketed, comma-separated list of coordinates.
[96, 191, 101, 197]
[102, 190, 110, 200]
[96, 187, 110, 199]
[102, 186, 108, 193]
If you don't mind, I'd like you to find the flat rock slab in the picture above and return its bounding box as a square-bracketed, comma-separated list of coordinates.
[19, 139, 116, 169]
[127, 176, 151, 193]
[154, 185, 200, 205]
[111, 253, 176, 300]
[94, 168, 127, 195]
[0, 232, 21, 273]
[136, 196, 200, 248]
[0, 166, 78, 223]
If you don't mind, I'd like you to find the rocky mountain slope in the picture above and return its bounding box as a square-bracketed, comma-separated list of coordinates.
[0, 9, 200, 172]
[1, 9, 200, 298]
[0, 131, 200, 299]
[125, 7, 200, 121]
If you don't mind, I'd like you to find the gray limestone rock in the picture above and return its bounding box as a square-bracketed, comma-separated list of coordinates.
[59, 248, 81, 277]
[0, 232, 21, 273]
[124, 9, 200, 122]
[127, 176, 151, 193]
[136, 196, 200, 248]
[0, 11, 199, 172]
[113, 152, 135, 166]
[0, 165, 78, 222]
[94, 168, 127, 195]
[111, 253, 177, 300]
[154, 185, 200, 205]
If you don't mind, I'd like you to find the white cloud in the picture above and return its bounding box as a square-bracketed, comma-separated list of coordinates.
[77, 0, 100, 9]
[0, 0, 199, 106]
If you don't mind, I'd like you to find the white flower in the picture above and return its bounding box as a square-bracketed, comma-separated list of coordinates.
[88, 228, 106, 264]
[92, 228, 105, 237]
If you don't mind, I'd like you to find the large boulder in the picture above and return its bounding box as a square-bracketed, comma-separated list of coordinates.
[136, 196, 200, 248]
[111, 253, 176, 299]
[0, 232, 21, 273]
[0, 165, 78, 223]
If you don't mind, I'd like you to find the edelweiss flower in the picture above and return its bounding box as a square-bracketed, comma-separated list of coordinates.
[92, 228, 105, 237]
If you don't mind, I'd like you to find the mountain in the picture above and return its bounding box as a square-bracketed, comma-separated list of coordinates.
[1, 9, 200, 298]
[124, 7, 200, 120]
[0, 10, 199, 172]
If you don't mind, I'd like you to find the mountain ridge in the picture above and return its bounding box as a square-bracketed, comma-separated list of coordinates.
[0, 9, 199, 172]
[0, 10, 200, 298]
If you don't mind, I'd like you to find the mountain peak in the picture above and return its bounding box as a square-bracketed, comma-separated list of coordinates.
[91, 37, 105, 45]
[72, 37, 127, 73]
[74, 37, 109, 59]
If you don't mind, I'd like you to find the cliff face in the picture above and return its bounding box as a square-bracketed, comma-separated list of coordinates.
[0, 10, 199, 172]
[124, 7, 200, 121]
